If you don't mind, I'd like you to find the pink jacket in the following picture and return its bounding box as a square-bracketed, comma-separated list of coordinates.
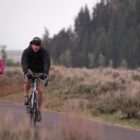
[0, 59, 4, 74]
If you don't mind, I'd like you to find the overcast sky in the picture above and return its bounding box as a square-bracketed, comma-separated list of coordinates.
[0, 0, 100, 50]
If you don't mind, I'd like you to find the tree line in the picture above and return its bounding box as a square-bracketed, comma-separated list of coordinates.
[0, 45, 20, 66]
[42, 0, 140, 69]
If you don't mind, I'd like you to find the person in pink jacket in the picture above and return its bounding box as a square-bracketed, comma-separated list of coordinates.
[0, 59, 4, 74]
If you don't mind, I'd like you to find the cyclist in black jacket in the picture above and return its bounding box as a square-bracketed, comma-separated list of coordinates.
[21, 37, 50, 121]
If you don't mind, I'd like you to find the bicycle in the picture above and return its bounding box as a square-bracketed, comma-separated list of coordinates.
[25, 72, 48, 126]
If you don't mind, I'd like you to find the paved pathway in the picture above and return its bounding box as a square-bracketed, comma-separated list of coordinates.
[0, 101, 140, 140]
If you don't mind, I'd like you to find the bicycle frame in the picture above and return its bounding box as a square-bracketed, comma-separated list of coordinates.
[26, 76, 40, 126]
[31, 78, 38, 110]
[30, 78, 39, 126]
[25, 71, 48, 126]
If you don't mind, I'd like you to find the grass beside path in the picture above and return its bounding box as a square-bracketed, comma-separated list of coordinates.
[1, 92, 140, 130]
[1, 66, 140, 130]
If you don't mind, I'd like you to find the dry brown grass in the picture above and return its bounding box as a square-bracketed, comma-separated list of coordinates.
[0, 67, 23, 98]
[1, 66, 140, 138]
[0, 112, 102, 140]
[46, 66, 140, 118]
[2, 66, 140, 119]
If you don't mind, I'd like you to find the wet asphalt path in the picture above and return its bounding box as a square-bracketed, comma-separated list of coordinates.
[0, 101, 140, 140]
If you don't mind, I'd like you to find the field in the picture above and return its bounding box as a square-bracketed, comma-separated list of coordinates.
[1, 66, 140, 128]
[6, 50, 22, 62]
[0, 67, 23, 97]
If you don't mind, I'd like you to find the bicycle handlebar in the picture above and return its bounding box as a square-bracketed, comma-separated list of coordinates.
[28, 70, 49, 87]
[28, 70, 43, 78]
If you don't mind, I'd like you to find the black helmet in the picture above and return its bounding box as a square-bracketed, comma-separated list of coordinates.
[31, 37, 41, 46]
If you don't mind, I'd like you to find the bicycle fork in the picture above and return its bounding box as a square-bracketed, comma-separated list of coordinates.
[31, 90, 39, 110]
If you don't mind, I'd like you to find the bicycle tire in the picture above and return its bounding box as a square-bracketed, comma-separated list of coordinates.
[32, 102, 37, 126]
[30, 104, 36, 126]
[24, 76, 40, 126]
[30, 92, 38, 126]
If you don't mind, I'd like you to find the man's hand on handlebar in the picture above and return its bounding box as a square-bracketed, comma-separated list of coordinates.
[39, 73, 48, 80]
[40, 74, 49, 87]
[24, 70, 49, 86]
[42, 74, 49, 87]
[25, 72, 32, 79]
[44, 78, 49, 87]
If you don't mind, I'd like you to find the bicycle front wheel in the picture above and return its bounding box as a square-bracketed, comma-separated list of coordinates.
[31, 102, 37, 126]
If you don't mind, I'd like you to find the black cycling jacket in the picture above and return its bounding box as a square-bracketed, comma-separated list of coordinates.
[21, 45, 50, 75]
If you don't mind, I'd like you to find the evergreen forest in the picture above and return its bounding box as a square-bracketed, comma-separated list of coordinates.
[42, 0, 140, 69]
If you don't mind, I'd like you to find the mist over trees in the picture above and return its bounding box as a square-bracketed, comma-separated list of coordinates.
[42, 0, 140, 69]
